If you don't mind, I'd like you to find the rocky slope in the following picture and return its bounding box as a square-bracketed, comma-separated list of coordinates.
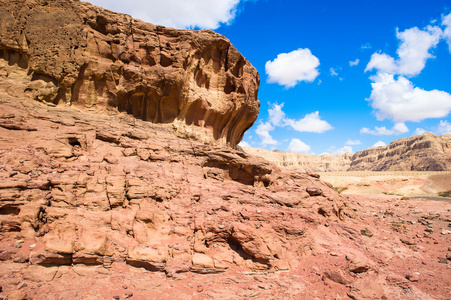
[244, 133, 451, 172]
[0, 0, 259, 147]
[0, 1, 450, 299]
[2, 53, 451, 300]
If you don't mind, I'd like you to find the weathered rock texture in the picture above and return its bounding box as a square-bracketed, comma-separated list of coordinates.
[1, 53, 451, 300]
[349, 133, 451, 171]
[242, 147, 353, 172]
[0, 0, 260, 147]
[244, 133, 451, 172]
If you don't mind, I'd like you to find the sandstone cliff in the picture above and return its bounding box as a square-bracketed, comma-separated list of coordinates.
[244, 133, 451, 172]
[0, 0, 260, 147]
[3, 60, 450, 299]
[1, 1, 451, 299]
[349, 133, 451, 171]
[242, 147, 353, 172]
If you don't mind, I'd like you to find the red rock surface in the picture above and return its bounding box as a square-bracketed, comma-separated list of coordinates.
[0, 1, 450, 299]
[1, 53, 451, 300]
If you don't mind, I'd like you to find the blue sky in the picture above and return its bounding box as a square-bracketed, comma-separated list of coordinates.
[88, 0, 451, 154]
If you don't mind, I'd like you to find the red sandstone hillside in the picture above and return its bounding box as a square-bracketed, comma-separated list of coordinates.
[243, 133, 451, 172]
[0, 1, 450, 299]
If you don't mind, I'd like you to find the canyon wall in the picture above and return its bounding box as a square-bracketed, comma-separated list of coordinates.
[244, 133, 451, 172]
[242, 147, 353, 172]
[0, 0, 260, 147]
[349, 132, 451, 171]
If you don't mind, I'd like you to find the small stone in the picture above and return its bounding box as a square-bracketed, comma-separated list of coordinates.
[17, 282, 27, 290]
[360, 228, 373, 237]
[439, 257, 448, 264]
[425, 227, 434, 233]
[113, 296, 120, 300]
[14, 240, 24, 248]
[306, 187, 323, 196]
[406, 273, 420, 282]
[441, 228, 450, 235]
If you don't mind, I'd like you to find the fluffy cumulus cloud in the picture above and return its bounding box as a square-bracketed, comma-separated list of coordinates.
[87, 0, 242, 29]
[265, 49, 320, 88]
[287, 139, 311, 153]
[437, 120, 451, 134]
[327, 145, 354, 155]
[255, 103, 333, 147]
[255, 122, 278, 146]
[284, 111, 333, 133]
[238, 141, 251, 147]
[365, 26, 442, 77]
[345, 139, 361, 145]
[349, 59, 360, 67]
[414, 128, 427, 135]
[443, 13, 451, 52]
[361, 122, 409, 136]
[372, 141, 387, 147]
[367, 73, 451, 122]
[268, 103, 286, 127]
[365, 19, 451, 124]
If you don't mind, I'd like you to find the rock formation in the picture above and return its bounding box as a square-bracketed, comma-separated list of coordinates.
[0, 0, 260, 147]
[349, 133, 451, 171]
[1, 1, 451, 299]
[242, 147, 353, 172]
[244, 133, 451, 172]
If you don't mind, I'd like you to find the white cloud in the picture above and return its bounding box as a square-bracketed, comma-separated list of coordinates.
[255, 122, 278, 146]
[349, 59, 360, 66]
[414, 128, 427, 135]
[345, 139, 361, 145]
[287, 139, 311, 153]
[366, 26, 442, 76]
[265, 48, 320, 88]
[372, 141, 387, 147]
[87, 0, 242, 29]
[268, 103, 286, 126]
[329, 145, 354, 155]
[284, 111, 333, 133]
[443, 12, 451, 52]
[367, 73, 451, 122]
[360, 122, 409, 136]
[238, 141, 251, 147]
[330, 68, 339, 76]
[437, 120, 451, 134]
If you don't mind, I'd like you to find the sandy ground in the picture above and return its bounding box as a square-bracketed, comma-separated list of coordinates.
[319, 172, 451, 198]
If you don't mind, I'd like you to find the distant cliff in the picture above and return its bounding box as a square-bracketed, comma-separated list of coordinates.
[349, 133, 451, 171]
[243, 133, 451, 172]
[241, 147, 353, 172]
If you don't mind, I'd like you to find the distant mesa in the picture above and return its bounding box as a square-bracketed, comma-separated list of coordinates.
[243, 133, 451, 172]
[0, 0, 260, 147]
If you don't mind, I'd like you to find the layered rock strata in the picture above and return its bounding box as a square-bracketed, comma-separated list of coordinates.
[244, 133, 451, 172]
[0, 0, 260, 147]
[349, 133, 451, 171]
[242, 147, 353, 172]
[1, 46, 450, 300]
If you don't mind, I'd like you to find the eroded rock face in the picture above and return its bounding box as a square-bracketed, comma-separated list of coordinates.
[242, 147, 353, 172]
[0, 0, 260, 147]
[1, 58, 451, 300]
[349, 133, 451, 171]
[243, 133, 451, 172]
